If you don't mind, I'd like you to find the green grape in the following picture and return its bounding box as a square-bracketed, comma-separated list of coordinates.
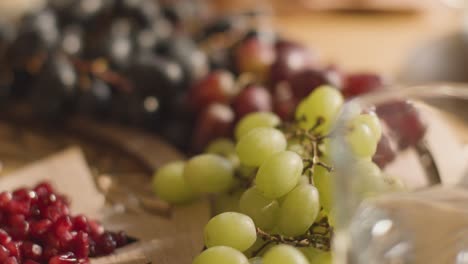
[255, 151, 303, 199]
[299, 247, 324, 263]
[236, 128, 287, 167]
[206, 138, 236, 156]
[184, 154, 234, 194]
[204, 212, 257, 252]
[235, 112, 281, 140]
[152, 161, 194, 204]
[309, 251, 332, 264]
[249, 257, 263, 264]
[277, 184, 320, 236]
[193, 246, 249, 264]
[346, 115, 379, 158]
[350, 159, 385, 196]
[295, 85, 344, 134]
[382, 174, 406, 192]
[298, 175, 310, 186]
[313, 166, 333, 213]
[287, 142, 307, 157]
[238, 165, 257, 179]
[263, 245, 309, 264]
[240, 187, 280, 230]
[355, 113, 382, 141]
[213, 190, 243, 215]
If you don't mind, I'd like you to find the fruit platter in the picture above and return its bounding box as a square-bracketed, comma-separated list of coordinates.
[1, 1, 468, 264]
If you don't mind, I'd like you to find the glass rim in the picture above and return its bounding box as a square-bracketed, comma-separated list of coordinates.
[347, 82, 468, 107]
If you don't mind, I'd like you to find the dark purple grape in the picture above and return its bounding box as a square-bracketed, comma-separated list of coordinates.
[49, 0, 113, 25]
[77, 78, 112, 118]
[234, 35, 276, 81]
[29, 53, 77, 119]
[125, 52, 184, 99]
[0, 69, 13, 105]
[60, 25, 83, 56]
[8, 9, 58, 68]
[115, 0, 161, 27]
[156, 36, 209, 85]
[232, 84, 272, 119]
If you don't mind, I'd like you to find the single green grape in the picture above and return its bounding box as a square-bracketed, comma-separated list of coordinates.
[295, 85, 344, 134]
[299, 247, 324, 263]
[382, 174, 406, 193]
[184, 154, 234, 194]
[313, 166, 333, 213]
[263, 245, 309, 264]
[193, 246, 249, 264]
[287, 142, 307, 157]
[235, 112, 281, 140]
[240, 187, 280, 230]
[213, 190, 243, 215]
[205, 138, 236, 156]
[351, 159, 385, 196]
[277, 184, 320, 237]
[355, 113, 382, 141]
[204, 212, 257, 252]
[346, 115, 379, 158]
[309, 251, 332, 264]
[152, 161, 194, 204]
[255, 151, 303, 199]
[249, 257, 263, 264]
[236, 128, 287, 167]
[298, 175, 310, 186]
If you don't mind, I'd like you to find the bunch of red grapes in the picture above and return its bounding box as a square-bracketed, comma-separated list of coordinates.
[0, 182, 131, 264]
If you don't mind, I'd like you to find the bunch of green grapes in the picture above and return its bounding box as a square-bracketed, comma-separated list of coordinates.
[152, 85, 405, 264]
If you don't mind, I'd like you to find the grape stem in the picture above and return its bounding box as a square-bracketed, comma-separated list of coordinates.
[255, 224, 332, 255]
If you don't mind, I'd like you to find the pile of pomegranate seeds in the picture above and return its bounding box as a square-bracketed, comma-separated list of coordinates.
[0, 182, 131, 264]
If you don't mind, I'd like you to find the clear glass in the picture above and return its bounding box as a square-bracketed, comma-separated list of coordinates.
[331, 84, 468, 264]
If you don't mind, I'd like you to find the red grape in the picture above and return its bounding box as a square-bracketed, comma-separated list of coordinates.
[234, 36, 276, 82]
[372, 133, 397, 168]
[191, 103, 235, 152]
[342, 73, 384, 98]
[232, 84, 272, 119]
[376, 100, 426, 149]
[270, 40, 317, 86]
[188, 70, 237, 111]
[272, 83, 297, 121]
[287, 69, 329, 98]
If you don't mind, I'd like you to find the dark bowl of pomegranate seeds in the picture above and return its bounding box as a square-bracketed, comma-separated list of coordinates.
[0, 182, 133, 264]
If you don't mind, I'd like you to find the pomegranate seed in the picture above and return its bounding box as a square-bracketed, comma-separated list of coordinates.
[49, 252, 77, 264]
[24, 260, 41, 264]
[21, 241, 43, 260]
[0, 229, 12, 245]
[88, 221, 104, 238]
[0, 192, 12, 209]
[42, 246, 59, 260]
[6, 200, 30, 215]
[30, 219, 53, 239]
[73, 231, 89, 258]
[72, 216, 89, 232]
[4, 256, 19, 264]
[0, 244, 10, 261]
[54, 216, 73, 241]
[8, 215, 30, 240]
[34, 182, 54, 196]
[5, 241, 21, 259]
